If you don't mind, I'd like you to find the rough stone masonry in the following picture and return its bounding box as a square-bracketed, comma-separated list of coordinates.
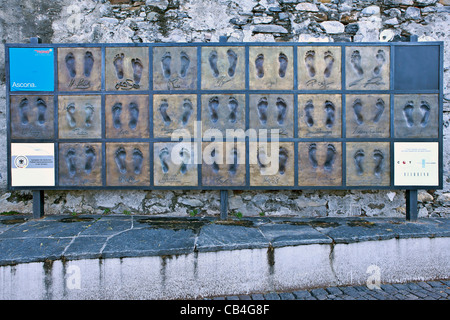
[0, 0, 449, 217]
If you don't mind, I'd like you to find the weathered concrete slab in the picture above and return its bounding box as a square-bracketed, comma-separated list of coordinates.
[0, 215, 448, 299]
[196, 222, 269, 252]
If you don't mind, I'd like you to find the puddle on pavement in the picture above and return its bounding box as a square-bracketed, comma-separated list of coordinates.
[1, 218, 28, 225]
[287, 220, 341, 228]
[214, 219, 255, 228]
[138, 217, 209, 232]
[346, 219, 376, 228]
[59, 217, 95, 223]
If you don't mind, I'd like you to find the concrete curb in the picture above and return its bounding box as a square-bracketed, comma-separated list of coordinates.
[0, 215, 449, 299]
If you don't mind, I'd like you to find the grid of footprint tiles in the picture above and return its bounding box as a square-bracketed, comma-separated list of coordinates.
[9, 45, 439, 188]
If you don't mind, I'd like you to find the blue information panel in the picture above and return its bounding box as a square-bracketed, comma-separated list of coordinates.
[9, 48, 54, 91]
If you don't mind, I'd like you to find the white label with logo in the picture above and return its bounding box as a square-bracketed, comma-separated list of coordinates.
[11, 143, 55, 187]
[394, 142, 439, 186]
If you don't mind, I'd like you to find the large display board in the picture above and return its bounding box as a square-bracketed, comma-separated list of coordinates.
[5, 41, 443, 191]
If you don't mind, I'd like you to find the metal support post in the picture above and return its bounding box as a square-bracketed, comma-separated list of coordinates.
[32, 190, 45, 219]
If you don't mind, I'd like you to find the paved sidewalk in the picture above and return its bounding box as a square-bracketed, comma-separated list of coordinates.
[1, 214, 449, 266]
[207, 280, 450, 300]
[0, 214, 449, 299]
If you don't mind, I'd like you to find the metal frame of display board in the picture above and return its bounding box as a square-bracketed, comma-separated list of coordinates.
[5, 37, 443, 220]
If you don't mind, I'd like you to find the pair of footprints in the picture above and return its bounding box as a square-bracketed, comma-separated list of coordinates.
[256, 97, 288, 125]
[304, 50, 335, 78]
[159, 99, 193, 126]
[403, 101, 431, 128]
[65, 51, 94, 78]
[255, 52, 288, 79]
[112, 102, 140, 130]
[114, 147, 144, 175]
[66, 103, 94, 128]
[307, 143, 337, 172]
[208, 96, 239, 124]
[208, 49, 238, 78]
[304, 100, 336, 128]
[18, 98, 47, 125]
[354, 149, 384, 177]
[65, 146, 97, 177]
[113, 53, 144, 84]
[159, 147, 241, 176]
[158, 147, 191, 175]
[161, 51, 190, 79]
[350, 49, 386, 78]
[352, 98, 385, 125]
[257, 147, 289, 175]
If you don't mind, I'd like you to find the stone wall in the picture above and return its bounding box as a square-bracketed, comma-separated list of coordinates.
[0, 0, 449, 218]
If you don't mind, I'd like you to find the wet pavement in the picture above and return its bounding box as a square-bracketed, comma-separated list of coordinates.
[0, 214, 449, 300]
[1, 214, 449, 266]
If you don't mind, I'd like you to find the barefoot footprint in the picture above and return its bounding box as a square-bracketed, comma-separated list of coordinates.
[132, 148, 143, 175]
[84, 51, 94, 78]
[350, 50, 364, 77]
[308, 143, 318, 169]
[159, 147, 169, 173]
[128, 102, 139, 130]
[354, 149, 365, 176]
[65, 52, 76, 78]
[161, 52, 171, 79]
[373, 49, 385, 77]
[66, 103, 77, 128]
[304, 100, 314, 127]
[36, 98, 47, 126]
[112, 103, 122, 129]
[373, 149, 384, 177]
[352, 99, 364, 125]
[420, 101, 431, 127]
[324, 144, 336, 172]
[84, 104, 94, 128]
[324, 101, 335, 129]
[159, 100, 172, 126]
[18, 98, 29, 125]
[66, 149, 77, 177]
[179, 147, 190, 175]
[208, 50, 220, 78]
[211, 148, 220, 173]
[257, 149, 267, 169]
[276, 97, 287, 125]
[113, 53, 124, 80]
[278, 53, 288, 78]
[181, 99, 193, 126]
[278, 147, 288, 175]
[131, 58, 143, 84]
[228, 97, 238, 123]
[227, 49, 238, 77]
[115, 147, 127, 174]
[373, 98, 385, 123]
[208, 96, 219, 123]
[180, 51, 190, 78]
[84, 146, 96, 175]
[255, 54, 264, 78]
[229, 148, 238, 175]
[305, 50, 316, 78]
[257, 97, 268, 125]
[324, 50, 334, 79]
[403, 101, 414, 128]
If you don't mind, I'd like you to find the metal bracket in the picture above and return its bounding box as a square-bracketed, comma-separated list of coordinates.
[30, 37, 42, 44]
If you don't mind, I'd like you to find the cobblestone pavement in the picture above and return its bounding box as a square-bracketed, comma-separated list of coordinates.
[207, 280, 450, 300]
